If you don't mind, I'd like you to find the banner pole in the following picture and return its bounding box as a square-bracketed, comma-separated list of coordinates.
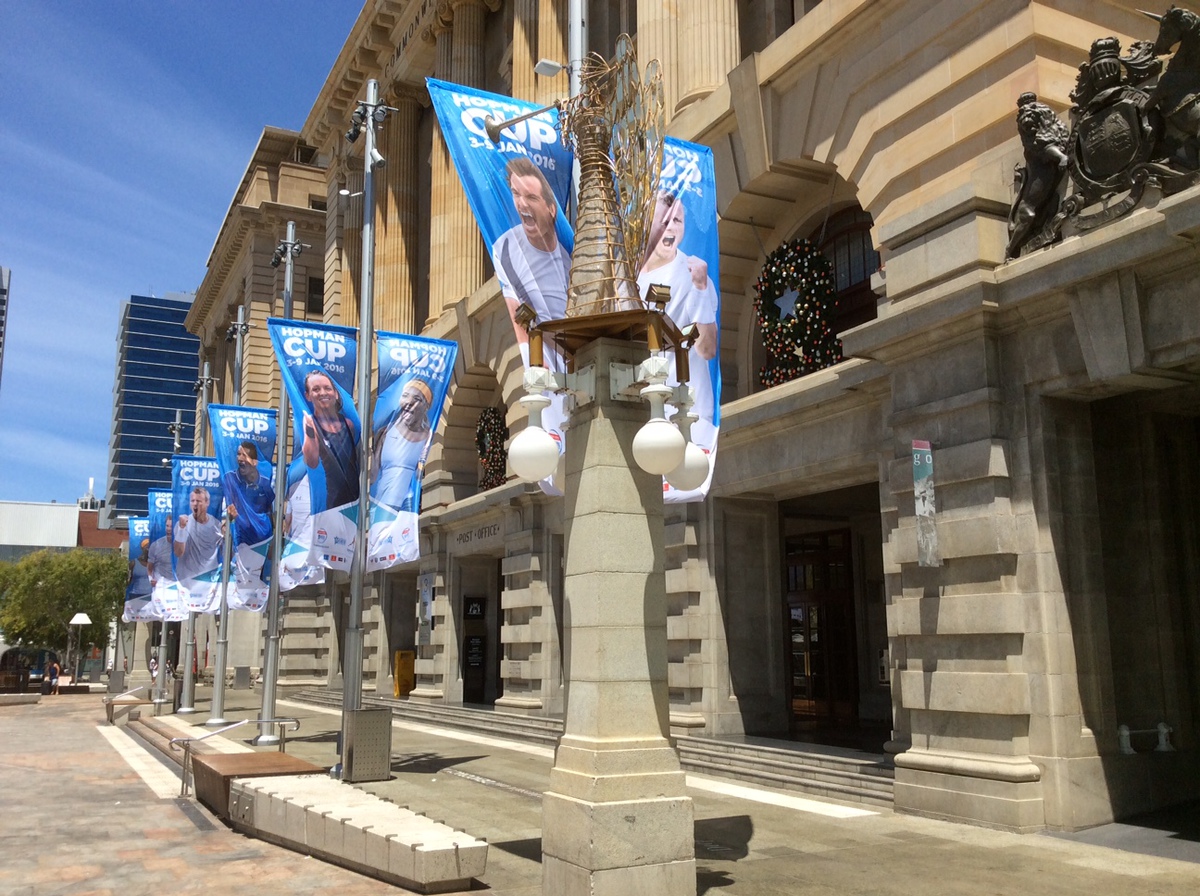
[338, 78, 382, 778]
[256, 221, 299, 744]
[207, 307, 246, 726]
[177, 386, 204, 714]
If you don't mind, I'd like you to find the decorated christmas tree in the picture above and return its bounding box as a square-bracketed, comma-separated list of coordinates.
[752, 238, 843, 387]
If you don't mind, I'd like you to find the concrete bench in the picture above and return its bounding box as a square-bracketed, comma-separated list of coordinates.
[0, 694, 40, 706]
[190, 751, 325, 818]
[228, 773, 487, 894]
[103, 688, 154, 724]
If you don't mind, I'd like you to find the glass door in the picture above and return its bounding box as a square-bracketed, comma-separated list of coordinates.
[786, 530, 858, 729]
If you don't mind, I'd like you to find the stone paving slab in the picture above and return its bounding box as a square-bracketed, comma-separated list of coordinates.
[3, 689, 1200, 896]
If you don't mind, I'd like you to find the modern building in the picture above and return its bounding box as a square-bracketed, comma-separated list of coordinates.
[0, 266, 10, 393]
[0, 484, 125, 563]
[188, 1, 1199, 834]
[103, 294, 200, 528]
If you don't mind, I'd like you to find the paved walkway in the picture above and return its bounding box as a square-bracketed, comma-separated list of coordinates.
[2, 687, 1199, 895]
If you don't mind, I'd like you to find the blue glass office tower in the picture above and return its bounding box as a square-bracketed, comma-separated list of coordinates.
[104, 294, 200, 528]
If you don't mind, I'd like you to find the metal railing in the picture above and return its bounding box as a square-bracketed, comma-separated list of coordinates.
[255, 717, 301, 752]
[169, 720, 247, 797]
[1117, 722, 1175, 755]
[101, 685, 145, 705]
[168, 717, 301, 797]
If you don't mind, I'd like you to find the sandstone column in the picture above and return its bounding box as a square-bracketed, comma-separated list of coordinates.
[676, 0, 740, 113]
[428, 0, 492, 324]
[426, 5, 455, 326]
[511, 0, 538, 101]
[536, 0, 568, 106]
[637, 1, 681, 120]
[375, 84, 423, 335]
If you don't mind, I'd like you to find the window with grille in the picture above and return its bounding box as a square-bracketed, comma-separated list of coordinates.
[812, 208, 880, 333]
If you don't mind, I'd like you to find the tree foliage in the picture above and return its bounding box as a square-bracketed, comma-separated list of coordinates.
[0, 549, 127, 652]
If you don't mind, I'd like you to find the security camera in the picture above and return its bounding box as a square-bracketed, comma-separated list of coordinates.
[369, 147, 386, 169]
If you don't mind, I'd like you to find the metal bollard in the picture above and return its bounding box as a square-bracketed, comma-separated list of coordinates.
[1156, 722, 1175, 752]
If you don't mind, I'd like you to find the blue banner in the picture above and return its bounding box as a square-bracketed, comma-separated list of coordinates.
[638, 137, 722, 503]
[268, 318, 359, 575]
[123, 517, 155, 623]
[367, 333, 458, 572]
[428, 77, 573, 492]
[208, 405, 278, 611]
[170, 455, 225, 614]
[427, 78, 573, 250]
[147, 489, 185, 621]
[431, 84, 720, 501]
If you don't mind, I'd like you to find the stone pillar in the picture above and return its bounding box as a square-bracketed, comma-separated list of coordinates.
[241, 259, 277, 409]
[676, 0, 740, 113]
[428, 1, 492, 325]
[512, 0, 538, 101]
[637, 2, 680, 122]
[445, 0, 488, 304]
[426, 6, 455, 326]
[376, 85, 423, 335]
[129, 622, 155, 682]
[541, 337, 696, 896]
[536, 0, 569, 106]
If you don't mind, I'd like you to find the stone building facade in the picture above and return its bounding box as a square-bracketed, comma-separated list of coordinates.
[189, 1, 1199, 833]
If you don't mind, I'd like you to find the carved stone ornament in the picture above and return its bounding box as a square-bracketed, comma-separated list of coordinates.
[1006, 6, 1200, 259]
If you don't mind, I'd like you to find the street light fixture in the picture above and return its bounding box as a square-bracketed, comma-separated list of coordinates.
[335, 78, 396, 782]
[490, 38, 699, 894]
[534, 57, 567, 79]
[69, 612, 91, 681]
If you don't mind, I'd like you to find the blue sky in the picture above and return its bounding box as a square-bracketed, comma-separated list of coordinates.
[0, 1, 360, 505]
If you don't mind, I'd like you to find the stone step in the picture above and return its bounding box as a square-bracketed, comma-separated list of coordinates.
[291, 689, 895, 808]
[294, 688, 563, 746]
[676, 736, 894, 808]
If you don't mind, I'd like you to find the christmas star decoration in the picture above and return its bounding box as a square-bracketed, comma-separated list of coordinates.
[775, 287, 800, 320]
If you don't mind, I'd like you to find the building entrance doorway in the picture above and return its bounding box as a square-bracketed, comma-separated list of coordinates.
[458, 559, 503, 706]
[785, 529, 859, 731]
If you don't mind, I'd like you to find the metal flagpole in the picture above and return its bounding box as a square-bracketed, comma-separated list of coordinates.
[336, 78, 390, 780]
[207, 306, 248, 726]
[152, 409, 186, 710]
[179, 362, 213, 712]
[256, 221, 303, 745]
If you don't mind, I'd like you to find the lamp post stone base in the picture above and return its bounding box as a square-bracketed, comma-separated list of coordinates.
[540, 337, 696, 896]
[544, 853, 695, 896]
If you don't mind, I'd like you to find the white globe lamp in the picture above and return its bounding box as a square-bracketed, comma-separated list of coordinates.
[509, 394, 561, 482]
[665, 441, 709, 491]
[633, 382, 686, 475]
